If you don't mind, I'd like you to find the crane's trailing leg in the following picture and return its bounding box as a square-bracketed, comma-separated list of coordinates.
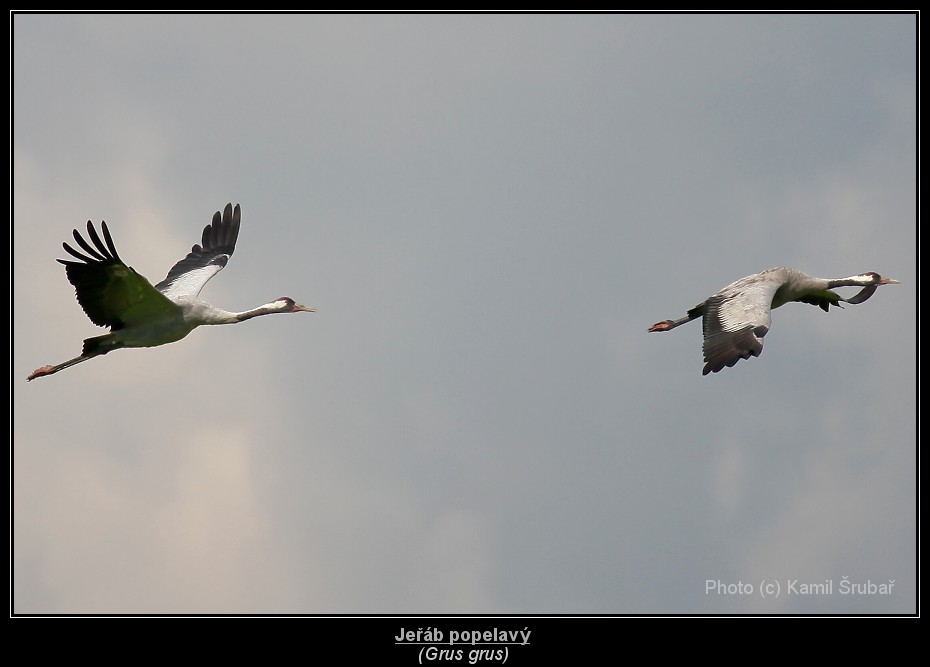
[649, 316, 692, 332]
[27, 333, 123, 381]
[648, 304, 704, 332]
[28, 356, 92, 381]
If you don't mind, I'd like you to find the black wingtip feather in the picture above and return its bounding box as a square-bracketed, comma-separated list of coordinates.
[204, 209, 222, 248]
[197, 203, 240, 254]
[57, 220, 127, 269]
[60, 241, 92, 263]
[83, 220, 114, 261]
[99, 221, 122, 263]
[72, 224, 107, 261]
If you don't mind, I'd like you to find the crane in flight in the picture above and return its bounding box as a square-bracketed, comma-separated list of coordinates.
[28, 203, 315, 381]
[648, 267, 899, 375]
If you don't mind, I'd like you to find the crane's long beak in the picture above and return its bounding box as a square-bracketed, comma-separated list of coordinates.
[880, 277, 901, 285]
[293, 303, 316, 313]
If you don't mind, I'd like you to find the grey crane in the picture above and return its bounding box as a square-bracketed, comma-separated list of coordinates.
[27, 203, 315, 381]
[648, 267, 899, 375]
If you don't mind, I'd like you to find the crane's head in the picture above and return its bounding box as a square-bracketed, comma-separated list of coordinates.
[842, 272, 900, 305]
[853, 272, 901, 286]
[273, 297, 316, 313]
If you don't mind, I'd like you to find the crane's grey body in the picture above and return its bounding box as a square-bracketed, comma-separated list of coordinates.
[28, 203, 315, 381]
[648, 267, 899, 375]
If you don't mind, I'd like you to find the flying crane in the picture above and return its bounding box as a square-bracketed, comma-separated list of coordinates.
[28, 203, 315, 381]
[648, 267, 899, 375]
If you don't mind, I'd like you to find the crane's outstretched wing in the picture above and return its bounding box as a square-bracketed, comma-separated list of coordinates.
[155, 203, 240, 300]
[700, 275, 784, 375]
[58, 220, 179, 331]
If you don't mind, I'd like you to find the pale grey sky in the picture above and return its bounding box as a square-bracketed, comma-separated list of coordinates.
[13, 13, 916, 614]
